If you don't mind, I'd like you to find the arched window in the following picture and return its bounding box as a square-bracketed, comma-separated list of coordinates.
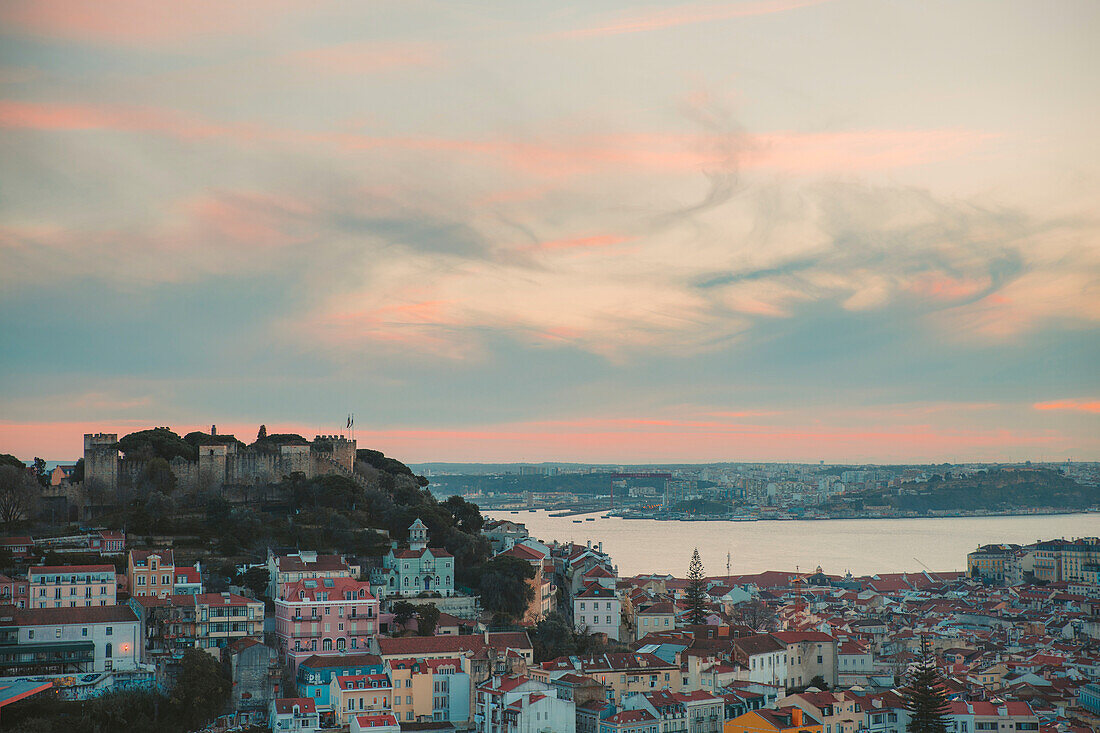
[323, 638, 332, 651]
[337, 638, 346, 651]
[104, 643, 112, 658]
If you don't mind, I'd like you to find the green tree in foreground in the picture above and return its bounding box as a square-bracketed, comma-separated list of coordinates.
[685, 548, 708, 625]
[902, 653, 950, 733]
[479, 555, 535, 623]
[170, 648, 231, 730]
[416, 603, 441, 636]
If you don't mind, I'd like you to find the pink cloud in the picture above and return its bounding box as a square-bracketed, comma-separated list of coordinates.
[556, 0, 830, 39]
[0, 99, 250, 139]
[907, 273, 990, 302]
[287, 42, 441, 75]
[1033, 400, 1100, 414]
[0, 0, 309, 47]
[0, 100, 994, 178]
[0, 416, 1085, 464]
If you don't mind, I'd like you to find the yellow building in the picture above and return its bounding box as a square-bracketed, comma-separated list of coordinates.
[388, 658, 442, 723]
[330, 673, 392, 727]
[725, 706, 822, 733]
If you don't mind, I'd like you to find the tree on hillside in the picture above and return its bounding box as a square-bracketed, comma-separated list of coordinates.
[685, 548, 708, 625]
[169, 648, 231, 730]
[902, 652, 950, 733]
[531, 612, 577, 662]
[32, 457, 48, 487]
[0, 454, 24, 470]
[0, 465, 39, 524]
[239, 567, 270, 598]
[442, 495, 484, 534]
[119, 428, 196, 462]
[392, 601, 418, 629]
[416, 603, 441, 636]
[479, 555, 535, 623]
[257, 424, 267, 440]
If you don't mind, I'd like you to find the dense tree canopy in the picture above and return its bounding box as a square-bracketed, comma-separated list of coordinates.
[476, 555, 535, 623]
[118, 428, 195, 462]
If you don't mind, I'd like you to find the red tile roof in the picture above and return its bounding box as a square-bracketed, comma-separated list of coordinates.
[273, 697, 316, 715]
[378, 631, 531, 657]
[29, 565, 115, 575]
[5, 604, 138, 625]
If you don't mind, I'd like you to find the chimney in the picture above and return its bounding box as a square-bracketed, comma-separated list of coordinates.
[791, 708, 803, 727]
[211, 424, 217, 436]
[598, 542, 603, 553]
[587, 540, 591, 549]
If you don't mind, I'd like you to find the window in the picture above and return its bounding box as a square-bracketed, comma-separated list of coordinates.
[106, 626, 112, 636]
[56, 628, 62, 638]
[105, 642, 112, 658]
[82, 628, 88, 637]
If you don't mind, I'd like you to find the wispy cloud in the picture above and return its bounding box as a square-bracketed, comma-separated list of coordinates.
[1033, 399, 1100, 414]
[554, 0, 831, 39]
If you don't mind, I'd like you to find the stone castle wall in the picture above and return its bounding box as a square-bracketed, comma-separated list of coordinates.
[83, 432, 356, 493]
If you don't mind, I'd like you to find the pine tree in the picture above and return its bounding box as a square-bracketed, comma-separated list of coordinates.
[257, 424, 267, 441]
[685, 548, 707, 625]
[902, 652, 950, 733]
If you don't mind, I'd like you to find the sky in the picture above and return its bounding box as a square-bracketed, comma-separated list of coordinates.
[1, 1, 1098, 464]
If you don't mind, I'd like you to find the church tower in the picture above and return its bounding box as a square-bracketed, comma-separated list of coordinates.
[409, 518, 428, 551]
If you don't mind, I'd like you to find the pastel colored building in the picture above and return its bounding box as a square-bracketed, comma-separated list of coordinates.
[388, 656, 471, 723]
[724, 707, 821, 733]
[127, 549, 176, 599]
[270, 697, 322, 732]
[173, 564, 203, 595]
[0, 575, 29, 609]
[297, 653, 385, 708]
[275, 577, 379, 667]
[0, 604, 143, 677]
[331, 673, 393, 727]
[573, 582, 621, 641]
[28, 565, 116, 609]
[372, 519, 455, 599]
[268, 549, 359, 600]
[353, 713, 402, 733]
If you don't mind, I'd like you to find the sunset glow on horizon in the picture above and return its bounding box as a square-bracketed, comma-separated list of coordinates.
[1, 1, 1097, 463]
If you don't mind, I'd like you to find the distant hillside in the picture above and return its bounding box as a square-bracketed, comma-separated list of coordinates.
[837, 468, 1096, 512]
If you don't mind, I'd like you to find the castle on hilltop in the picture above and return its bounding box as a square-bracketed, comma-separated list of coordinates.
[83, 430, 357, 493]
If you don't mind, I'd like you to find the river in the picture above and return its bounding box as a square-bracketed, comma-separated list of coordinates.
[485, 510, 1099, 577]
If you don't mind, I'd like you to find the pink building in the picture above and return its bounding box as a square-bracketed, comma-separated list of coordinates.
[0, 574, 29, 609]
[275, 577, 380, 667]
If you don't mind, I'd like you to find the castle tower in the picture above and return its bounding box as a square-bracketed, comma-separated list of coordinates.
[197, 443, 227, 490]
[409, 518, 428, 552]
[83, 433, 120, 491]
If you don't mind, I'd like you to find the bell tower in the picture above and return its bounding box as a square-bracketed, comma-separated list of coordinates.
[409, 518, 428, 551]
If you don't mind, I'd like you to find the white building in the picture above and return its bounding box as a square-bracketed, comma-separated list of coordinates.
[0, 604, 143, 677]
[573, 583, 621, 641]
[270, 697, 322, 732]
[477, 675, 575, 733]
[731, 635, 787, 688]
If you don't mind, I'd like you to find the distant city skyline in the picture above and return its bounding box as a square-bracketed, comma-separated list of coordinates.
[1, 2, 1098, 463]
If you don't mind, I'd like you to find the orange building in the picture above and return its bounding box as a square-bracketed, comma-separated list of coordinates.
[128, 549, 176, 599]
[724, 706, 822, 733]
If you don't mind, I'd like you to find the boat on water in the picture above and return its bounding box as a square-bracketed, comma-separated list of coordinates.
[572, 519, 583, 523]
[585, 517, 595, 521]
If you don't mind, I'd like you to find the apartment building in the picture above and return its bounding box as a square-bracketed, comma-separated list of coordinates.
[0, 604, 143, 677]
[268, 549, 359, 600]
[331, 673, 393, 727]
[127, 549, 176, 599]
[574, 583, 622, 641]
[274, 577, 379, 667]
[28, 564, 116, 609]
[771, 631, 838, 689]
